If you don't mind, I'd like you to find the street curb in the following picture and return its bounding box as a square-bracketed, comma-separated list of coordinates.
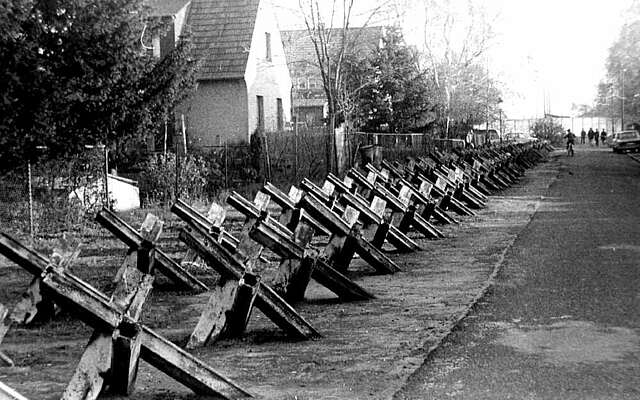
[391, 155, 559, 400]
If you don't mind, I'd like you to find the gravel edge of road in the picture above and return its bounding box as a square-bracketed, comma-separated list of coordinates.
[390, 154, 561, 400]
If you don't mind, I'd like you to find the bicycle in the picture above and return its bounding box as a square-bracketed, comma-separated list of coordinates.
[564, 130, 576, 157]
[567, 142, 574, 157]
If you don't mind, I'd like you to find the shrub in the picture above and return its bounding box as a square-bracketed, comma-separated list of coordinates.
[531, 119, 565, 146]
[138, 153, 210, 205]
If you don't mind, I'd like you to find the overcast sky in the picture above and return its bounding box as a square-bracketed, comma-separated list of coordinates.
[273, 0, 631, 118]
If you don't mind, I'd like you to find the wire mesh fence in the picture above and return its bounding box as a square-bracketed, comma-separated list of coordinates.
[0, 148, 109, 239]
[0, 129, 464, 239]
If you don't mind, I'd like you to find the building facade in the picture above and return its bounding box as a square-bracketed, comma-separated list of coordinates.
[281, 27, 384, 128]
[148, 0, 292, 147]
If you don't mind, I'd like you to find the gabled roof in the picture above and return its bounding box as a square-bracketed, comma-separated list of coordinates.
[187, 0, 260, 80]
[281, 27, 384, 72]
[145, 0, 191, 17]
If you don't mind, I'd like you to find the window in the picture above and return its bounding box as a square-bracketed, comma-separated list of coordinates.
[257, 95, 264, 132]
[265, 32, 272, 62]
[277, 98, 283, 131]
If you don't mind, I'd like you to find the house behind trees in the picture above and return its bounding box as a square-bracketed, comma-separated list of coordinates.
[147, 0, 292, 147]
[281, 27, 385, 128]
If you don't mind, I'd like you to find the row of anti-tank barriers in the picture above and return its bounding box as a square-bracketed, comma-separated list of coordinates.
[0, 140, 551, 399]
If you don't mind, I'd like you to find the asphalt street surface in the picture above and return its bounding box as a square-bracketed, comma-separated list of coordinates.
[396, 146, 640, 399]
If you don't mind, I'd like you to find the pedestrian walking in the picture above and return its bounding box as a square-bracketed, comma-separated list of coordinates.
[588, 128, 595, 145]
[581, 129, 586, 144]
[601, 129, 607, 145]
[595, 129, 599, 146]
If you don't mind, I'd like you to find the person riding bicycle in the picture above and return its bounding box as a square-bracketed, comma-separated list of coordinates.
[564, 129, 576, 150]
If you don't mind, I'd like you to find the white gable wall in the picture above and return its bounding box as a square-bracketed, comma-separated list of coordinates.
[245, 0, 292, 139]
[174, 2, 190, 41]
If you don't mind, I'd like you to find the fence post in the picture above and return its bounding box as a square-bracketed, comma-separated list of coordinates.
[103, 146, 110, 210]
[294, 120, 299, 183]
[163, 117, 168, 156]
[263, 132, 272, 182]
[27, 161, 34, 241]
[224, 141, 229, 189]
[175, 149, 180, 201]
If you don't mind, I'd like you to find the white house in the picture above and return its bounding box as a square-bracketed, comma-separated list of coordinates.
[147, 0, 293, 146]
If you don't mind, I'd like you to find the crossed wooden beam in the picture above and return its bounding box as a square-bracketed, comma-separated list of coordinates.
[0, 227, 252, 400]
[341, 168, 448, 238]
[365, 162, 456, 227]
[225, 192, 375, 302]
[304, 175, 423, 251]
[95, 209, 208, 292]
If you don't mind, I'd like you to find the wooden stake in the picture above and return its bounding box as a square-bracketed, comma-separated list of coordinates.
[187, 278, 238, 349]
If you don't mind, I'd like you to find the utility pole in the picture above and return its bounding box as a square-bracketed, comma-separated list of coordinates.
[485, 57, 490, 143]
[621, 67, 625, 130]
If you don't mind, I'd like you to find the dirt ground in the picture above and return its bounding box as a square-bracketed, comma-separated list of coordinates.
[0, 154, 556, 400]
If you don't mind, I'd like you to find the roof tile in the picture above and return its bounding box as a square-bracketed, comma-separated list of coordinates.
[189, 0, 260, 80]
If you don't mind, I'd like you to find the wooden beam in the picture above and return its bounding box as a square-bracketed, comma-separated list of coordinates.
[187, 270, 261, 349]
[171, 200, 240, 253]
[311, 258, 375, 301]
[187, 278, 238, 349]
[179, 229, 321, 339]
[61, 331, 113, 400]
[140, 326, 252, 398]
[0, 381, 30, 400]
[0, 234, 252, 400]
[0, 232, 47, 276]
[96, 209, 208, 292]
[224, 273, 261, 337]
[111, 324, 143, 396]
[299, 195, 401, 274]
[260, 183, 331, 236]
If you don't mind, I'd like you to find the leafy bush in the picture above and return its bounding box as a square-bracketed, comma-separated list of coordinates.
[137, 144, 268, 206]
[138, 153, 219, 205]
[532, 119, 565, 146]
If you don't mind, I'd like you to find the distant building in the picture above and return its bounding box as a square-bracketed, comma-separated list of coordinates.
[281, 27, 385, 127]
[146, 0, 292, 146]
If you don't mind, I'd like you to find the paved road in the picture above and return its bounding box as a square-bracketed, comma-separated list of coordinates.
[395, 146, 640, 399]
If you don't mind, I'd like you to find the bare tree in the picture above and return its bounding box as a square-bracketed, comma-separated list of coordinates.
[297, 0, 399, 171]
[420, 0, 499, 137]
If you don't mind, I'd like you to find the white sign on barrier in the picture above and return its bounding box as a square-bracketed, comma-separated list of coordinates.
[366, 172, 377, 185]
[398, 185, 412, 206]
[288, 186, 304, 204]
[370, 196, 387, 218]
[342, 206, 360, 227]
[207, 202, 226, 226]
[455, 167, 464, 183]
[321, 181, 336, 196]
[343, 176, 354, 189]
[419, 181, 432, 197]
[253, 191, 271, 211]
[447, 168, 457, 183]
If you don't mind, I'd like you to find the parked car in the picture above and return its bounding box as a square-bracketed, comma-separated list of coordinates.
[611, 130, 640, 153]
